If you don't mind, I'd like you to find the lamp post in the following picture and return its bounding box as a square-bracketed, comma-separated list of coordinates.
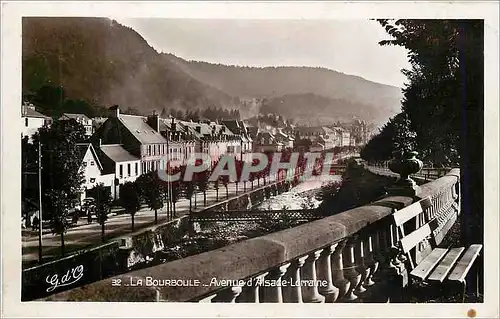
[38, 141, 43, 263]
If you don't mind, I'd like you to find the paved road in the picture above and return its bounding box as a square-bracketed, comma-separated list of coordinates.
[22, 177, 280, 267]
[22, 152, 357, 267]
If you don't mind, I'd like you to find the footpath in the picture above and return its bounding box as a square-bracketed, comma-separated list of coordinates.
[22, 178, 277, 267]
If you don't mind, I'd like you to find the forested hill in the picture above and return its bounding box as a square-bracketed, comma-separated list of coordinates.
[167, 55, 402, 110]
[22, 17, 234, 115]
[23, 17, 403, 124]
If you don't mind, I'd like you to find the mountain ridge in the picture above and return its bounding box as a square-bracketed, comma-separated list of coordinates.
[22, 17, 403, 125]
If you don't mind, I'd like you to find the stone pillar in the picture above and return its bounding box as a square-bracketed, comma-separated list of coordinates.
[354, 236, 370, 294]
[363, 231, 379, 287]
[343, 237, 361, 301]
[317, 244, 340, 303]
[198, 294, 217, 303]
[237, 272, 268, 303]
[282, 256, 307, 303]
[331, 240, 350, 301]
[301, 249, 325, 303]
[260, 263, 290, 303]
[212, 286, 243, 303]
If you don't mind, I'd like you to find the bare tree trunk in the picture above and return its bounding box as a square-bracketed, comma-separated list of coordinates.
[216, 187, 219, 201]
[203, 191, 206, 206]
[154, 208, 158, 225]
[226, 186, 229, 199]
[131, 214, 135, 232]
[101, 221, 105, 243]
[60, 232, 65, 257]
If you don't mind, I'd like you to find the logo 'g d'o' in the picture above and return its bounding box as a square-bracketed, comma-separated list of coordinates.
[45, 265, 84, 292]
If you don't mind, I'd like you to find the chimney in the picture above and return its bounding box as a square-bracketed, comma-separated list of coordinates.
[147, 112, 160, 132]
[195, 125, 201, 133]
[109, 105, 120, 118]
[171, 117, 176, 132]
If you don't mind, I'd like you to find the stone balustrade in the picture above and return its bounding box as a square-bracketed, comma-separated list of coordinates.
[42, 169, 460, 303]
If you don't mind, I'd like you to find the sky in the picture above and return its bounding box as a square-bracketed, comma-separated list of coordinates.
[117, 18, 411, 88]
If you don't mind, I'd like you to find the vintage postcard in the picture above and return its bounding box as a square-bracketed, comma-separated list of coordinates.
[1, 1, 499, 318]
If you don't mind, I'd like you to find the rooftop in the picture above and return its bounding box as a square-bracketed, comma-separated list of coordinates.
[60, 113, 92, 122]
[119, 114, 168, 145]
[22, 106, 50, 119]
[99, 144, 140, 163]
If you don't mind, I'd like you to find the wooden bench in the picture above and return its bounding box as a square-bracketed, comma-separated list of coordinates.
[391, 196, 483, 302]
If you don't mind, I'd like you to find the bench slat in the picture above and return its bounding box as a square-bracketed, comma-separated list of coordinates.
[427, 247, 465, 282]
[447, 244, 483, 282]
[401, 223, 432, 254]
[410, 248, 448, 280]
[393, 197, 432, 227]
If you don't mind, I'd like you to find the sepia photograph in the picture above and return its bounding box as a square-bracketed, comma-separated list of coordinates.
[1, 1, 499, 318]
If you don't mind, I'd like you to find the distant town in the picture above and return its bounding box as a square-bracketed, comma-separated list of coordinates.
[22, 101, 372, 204]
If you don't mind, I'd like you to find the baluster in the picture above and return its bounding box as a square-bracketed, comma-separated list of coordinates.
[212, 286, 243, 303]
[301, 249, 325, 303]
[331, 240, 350, 301]
[198, 294, 217, 303]
[317, 243, 339, 303]
[343, 237, 361, 301]
[282, 256, 307, 303]
[363, 232, 378, 287]
[354, 236, 370, 294]
[237, 272, 268, 303]
[389, 223, 399, 249]
[260, 263, 290, 303]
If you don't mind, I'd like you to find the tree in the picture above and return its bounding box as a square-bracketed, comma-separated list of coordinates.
[136, 171, 165, 225]
[376, 19, 484, 244]
[32, 119, 86, 256]
[87, 183, 112, 242]
[46, 189, 72, 256]
[194, 169, 211, 207]
[360, 112, 416, 163]
[168, 180, 182, 218]
[119, 181, 141, 232]
[219, 175, 230, 199]
[235, 160, 245, 192]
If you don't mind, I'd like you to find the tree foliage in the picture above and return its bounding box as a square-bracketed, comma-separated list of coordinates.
[363, 19, 483, 244]
[87, 183, 112, 242]
[119, 181, 141, 232]
[136, 171, 165, 224]
[31, 119, 86, 254]
[364, 19, 482, 167]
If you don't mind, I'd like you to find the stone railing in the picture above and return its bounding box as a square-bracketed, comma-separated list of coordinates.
[42, 168, 461, 303]
[368, 164, 451, 182]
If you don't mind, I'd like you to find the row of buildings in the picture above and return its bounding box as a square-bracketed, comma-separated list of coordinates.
[22, 103, 367, 202]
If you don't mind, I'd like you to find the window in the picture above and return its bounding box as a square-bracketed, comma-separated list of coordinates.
[148, 145, 151, 156]
[90, 178, 96, 183]
[90, 161, 95, 166]
[162, 145, 165, 155]
[119, 164, 123, 177]
[25, 118, 28, 127]
[135, 163, 138, 175]
[82, 162, 87, 167]
[128, 163, 131, 176]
